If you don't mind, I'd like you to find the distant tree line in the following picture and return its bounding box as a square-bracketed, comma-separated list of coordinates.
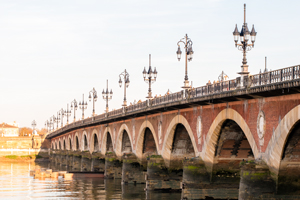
[19, 127, 47, 137]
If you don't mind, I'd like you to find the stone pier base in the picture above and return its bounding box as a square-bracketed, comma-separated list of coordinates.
[181, 158, 214, 199]
[92, 158, 105, 172]
[72, 155, 82, 171]
[67, 155, 73, 167]
[239, 161, 276, 200]
[81, 157, 92, 172]
[278, 162, 300, 195]
[61, 154, 68, 166]
[105, 154, 122, 179]
[145, 156, 181, 191]
[122, 154, 146, 184]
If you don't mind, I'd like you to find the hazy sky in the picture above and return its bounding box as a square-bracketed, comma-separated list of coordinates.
[1, 0, 299, 129]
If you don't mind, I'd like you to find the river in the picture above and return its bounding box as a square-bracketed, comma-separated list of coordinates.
[0, 161, 182, 200]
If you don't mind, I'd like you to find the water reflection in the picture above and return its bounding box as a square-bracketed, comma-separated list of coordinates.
[0, 162, 181, 200]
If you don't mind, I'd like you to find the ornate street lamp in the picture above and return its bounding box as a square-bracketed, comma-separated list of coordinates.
[233, 4, 257, 87]
[56, 111, 61, 129]
[48, 118, 53, 132]
[70, 99, 78, 122]
[44, 120, 48, 132]
[218, 71, 229, 82]
[31, 120, 37, 135]
[45, 120, 51, 133]
[142, 54, 157, 98]
[64, 104, 71, 124]
[79, 94, 88, 120]
[119, 69, 130, 107]
[102, 80, 113, 113]
[176, 34, 194, 89]
[59, 108, 65, 127]
[51, 115, 56, 130]
[89, 88, 98, 116]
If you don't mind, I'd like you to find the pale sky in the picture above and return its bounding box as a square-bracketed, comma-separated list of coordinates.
[0, 0, 299, 129]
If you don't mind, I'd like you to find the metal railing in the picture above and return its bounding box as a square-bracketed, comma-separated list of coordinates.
[48, 64, 300, 137]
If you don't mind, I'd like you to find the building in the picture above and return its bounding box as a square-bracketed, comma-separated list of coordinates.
[0, 123, 19, 137]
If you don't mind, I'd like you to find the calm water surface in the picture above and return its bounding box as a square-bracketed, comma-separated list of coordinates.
[0, 162, 181, 200]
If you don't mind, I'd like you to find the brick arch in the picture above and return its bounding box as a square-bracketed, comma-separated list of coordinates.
[81, 131, 89, 151]
[265, 104, 300, 175]
[202, 108, 258, 172]
[100, 127, 113, 155]
[161, 115, 198, 167]
[67, 135, 71, 150]
[136, 120, 159, 161]
[90, 129, 99, 153]
[51, 141, 55, 149]
[74, 132, 80, 151]
[63, 138, 66, 150]
[115, 124, 132, 157]
[58, 138, 62, 150]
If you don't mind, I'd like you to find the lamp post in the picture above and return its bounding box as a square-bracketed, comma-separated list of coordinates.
[56, 111, 61, 129]
[45, 120, 51, 133]
[48, 118, 53, 132]
[31, 120, 36, 135]
[233, 4, 257, 87]
[176, 34, 194, 89]
[218, 71, 229, 82]
[65, 104, 71, 124]
[44, 120, 48, 132]
[142, 54, 157, 98]
[89, 88, 98, 116]
[51, 116, 56, 130]
[59, 108, 65, 127]
[119, 69, 130, 106]
[71, 99, 78, 122]
[102, 80, 113, 113]
[79, 94, 88, 120]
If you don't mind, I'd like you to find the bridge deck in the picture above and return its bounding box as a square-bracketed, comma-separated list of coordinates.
[47, 65, 300, 139]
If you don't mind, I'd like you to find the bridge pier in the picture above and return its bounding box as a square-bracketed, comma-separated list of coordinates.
[181, 158, 211, 199]
[105, 153, 122, 179]
[72, 152, 82, 171]
[277, 162, 300, 195]
[54, 153, 60, 166]
[67, 154, 74, 167]
[145, 155, 181, 191]
[91, 153, 105, 172]
[81, 152, 92, 172]
[239, 160, 276, 200]
[61, 153, 68, 167]
[122, 154, 146, 184]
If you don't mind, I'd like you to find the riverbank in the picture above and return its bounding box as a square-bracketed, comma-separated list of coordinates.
[0, 155, 49, 162]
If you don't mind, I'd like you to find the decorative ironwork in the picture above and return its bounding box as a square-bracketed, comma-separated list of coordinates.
[48, 64, 300, 136]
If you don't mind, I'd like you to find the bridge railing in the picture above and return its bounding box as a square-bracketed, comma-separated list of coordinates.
[48, 64, 300, 137]
[250, 65, 300, 87]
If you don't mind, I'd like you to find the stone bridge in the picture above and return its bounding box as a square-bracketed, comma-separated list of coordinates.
[47, 65, 300, 199]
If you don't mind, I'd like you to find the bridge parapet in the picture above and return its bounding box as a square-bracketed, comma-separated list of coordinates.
[46, 64, 300, 139]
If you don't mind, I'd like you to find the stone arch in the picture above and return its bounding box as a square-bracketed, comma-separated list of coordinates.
[161, 115, 198, 167]
[265, 105, 300, 175]
[58, 139, 62, 150]
[82, 131, 89, 151]
[74, 132, 80, 151]
[100, 127, 113, 155]
[55, 141, 58, 150]
[63, 139, 66, 150]
[202, 108, 258, 172]
[115, 124, 132, 157]
[136, 120, 159, 161]
[90, 129, 99, 153]
[68, 135, 72, 150]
